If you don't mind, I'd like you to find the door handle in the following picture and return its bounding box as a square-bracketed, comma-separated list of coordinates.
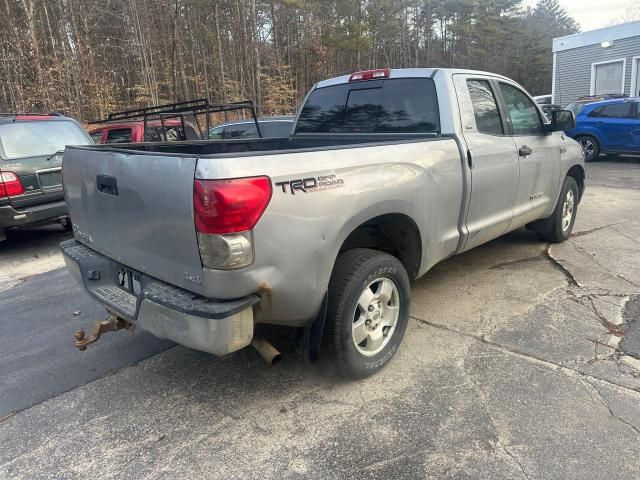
[519, 145, 533, 157]
[96, 174, 118, 196]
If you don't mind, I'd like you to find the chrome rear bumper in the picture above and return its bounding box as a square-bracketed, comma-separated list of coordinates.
[60, 239, 258, 356]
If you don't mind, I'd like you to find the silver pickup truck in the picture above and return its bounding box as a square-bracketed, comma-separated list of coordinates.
[61, 68, 584, 378]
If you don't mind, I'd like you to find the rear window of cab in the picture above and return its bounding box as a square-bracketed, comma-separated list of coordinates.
[296, 78, 440, 134]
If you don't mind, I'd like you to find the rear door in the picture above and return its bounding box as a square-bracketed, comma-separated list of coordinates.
[495, 81, 561, 226]
[588, 102, 636, 152]
[453, 75, 519, 250]
[632, 102, 640, 152]
[62, 146, 205, 294]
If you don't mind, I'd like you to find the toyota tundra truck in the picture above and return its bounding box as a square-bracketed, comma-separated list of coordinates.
[60, 68, 584, 378]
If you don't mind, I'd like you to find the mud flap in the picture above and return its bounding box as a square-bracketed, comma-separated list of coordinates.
[296, 291, 328, 363]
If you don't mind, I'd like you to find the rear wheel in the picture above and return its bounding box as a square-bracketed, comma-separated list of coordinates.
[324, 248, 410, 379]
[575, 135, 599, 162]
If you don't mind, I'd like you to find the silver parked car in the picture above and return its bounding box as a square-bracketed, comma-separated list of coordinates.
[202, 116, 294, 139]
[60, 68, 583, 379]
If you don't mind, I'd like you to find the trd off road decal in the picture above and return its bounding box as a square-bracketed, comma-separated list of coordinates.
[275, 174, 345, 195]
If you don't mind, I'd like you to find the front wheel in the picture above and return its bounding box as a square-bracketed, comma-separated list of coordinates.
[539, 176, 579, 243]
[575, 135, 599, 162]
[324, 248, 410, 379]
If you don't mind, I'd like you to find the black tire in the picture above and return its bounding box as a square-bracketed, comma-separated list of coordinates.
[575, 135, 599, 162]
[324, 248, 410, 379]
[61, 217, 73, 231]
[539, 176, 579, 243]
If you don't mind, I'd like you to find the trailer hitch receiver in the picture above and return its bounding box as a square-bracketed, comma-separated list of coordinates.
[74, 314, 135, 351]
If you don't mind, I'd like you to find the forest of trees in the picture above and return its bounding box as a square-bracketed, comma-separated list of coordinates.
[0, 0, 582, 122]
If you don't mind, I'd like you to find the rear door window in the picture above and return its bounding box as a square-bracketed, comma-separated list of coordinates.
[296, 78, 440, 134]
[589, 103, 633, 118]
[105, 128, 133, 143]
[467, 80, 504, 135]
[223, 123, 259, 139]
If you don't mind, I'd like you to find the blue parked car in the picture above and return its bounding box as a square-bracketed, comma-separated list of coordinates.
[565, 97, 640, 161]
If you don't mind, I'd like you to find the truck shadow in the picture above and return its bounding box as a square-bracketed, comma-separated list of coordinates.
[148, 227, 549, 385]
[0, 224, 72, 256]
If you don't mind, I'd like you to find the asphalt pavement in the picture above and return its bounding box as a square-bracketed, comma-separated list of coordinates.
[0, 157, 639, 479]
[0, 268, 173, 418]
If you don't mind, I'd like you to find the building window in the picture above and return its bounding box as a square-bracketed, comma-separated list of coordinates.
[590, 59, 626, 96]
[631, 56, 640, 98]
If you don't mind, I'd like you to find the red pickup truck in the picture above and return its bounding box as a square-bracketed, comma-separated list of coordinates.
[89, 119, 199, 144]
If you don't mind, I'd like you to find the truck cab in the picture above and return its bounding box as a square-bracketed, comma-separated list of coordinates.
[89, 119, 200, 144]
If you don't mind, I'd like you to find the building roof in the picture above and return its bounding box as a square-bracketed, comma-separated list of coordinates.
[553, 20, 640, 53]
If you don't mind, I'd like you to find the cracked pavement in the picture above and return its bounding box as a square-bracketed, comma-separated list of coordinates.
[1, 159, 639, 479]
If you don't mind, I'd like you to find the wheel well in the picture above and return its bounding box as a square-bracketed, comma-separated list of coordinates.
[339, 214, 422, 279]
[566, 165, 585, 201]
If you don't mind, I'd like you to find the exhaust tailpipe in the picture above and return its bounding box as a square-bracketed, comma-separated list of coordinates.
[251, 336, 282, 365]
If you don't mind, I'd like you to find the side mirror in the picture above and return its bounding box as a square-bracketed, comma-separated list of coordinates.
[551, 109, 575, 132]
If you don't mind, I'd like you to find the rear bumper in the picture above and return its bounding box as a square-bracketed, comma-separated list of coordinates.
[60, 239, 259, 356]
[0, 200, 67, 229]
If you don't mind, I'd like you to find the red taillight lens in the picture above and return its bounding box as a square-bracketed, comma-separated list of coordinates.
[0, 172, 25, 197]
[194, 176, 272, 234]
[349, 68, 390, 82]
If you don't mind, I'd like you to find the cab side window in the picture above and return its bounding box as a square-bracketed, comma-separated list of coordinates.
[205, 126, 224, 139]
[467, 79, 504, 135]
[90, 131, 103, 143]
[105, 128, 133, 143]
[589, 103, 633, 119]
[498, 83, 544, 136]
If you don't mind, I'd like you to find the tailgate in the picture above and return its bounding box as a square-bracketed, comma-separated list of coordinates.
[63, 146, 205, 295]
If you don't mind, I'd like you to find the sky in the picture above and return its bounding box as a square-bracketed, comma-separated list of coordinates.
[522, 0, 635, 31]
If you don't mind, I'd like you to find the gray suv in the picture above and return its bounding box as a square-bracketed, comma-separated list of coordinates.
[203, 116, 294, 139]
[0, 113, 92, 241]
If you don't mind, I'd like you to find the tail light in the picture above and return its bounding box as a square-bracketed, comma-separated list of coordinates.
[349, 68, 390, 82]
[0, 172, 25, 198]
[194, 176, 272, 269]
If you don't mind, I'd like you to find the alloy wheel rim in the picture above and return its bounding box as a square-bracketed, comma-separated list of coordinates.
[561, 189, 575, 231]
[579, 139, 594, 159]
[351, 277, 400, 357]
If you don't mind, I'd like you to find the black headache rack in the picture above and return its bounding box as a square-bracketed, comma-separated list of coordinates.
[88, 99, 262, 141]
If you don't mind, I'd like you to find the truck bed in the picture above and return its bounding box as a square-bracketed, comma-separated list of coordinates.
[72, 133, 441, 157]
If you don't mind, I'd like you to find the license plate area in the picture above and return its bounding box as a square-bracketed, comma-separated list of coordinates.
[37, 168, 62, 190]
